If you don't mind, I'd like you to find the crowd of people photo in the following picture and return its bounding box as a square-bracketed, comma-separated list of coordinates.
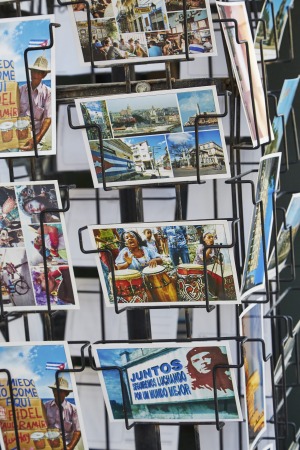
[92, 224, 236, 305]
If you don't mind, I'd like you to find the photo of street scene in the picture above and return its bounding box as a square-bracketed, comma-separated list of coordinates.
[71, 0, 115, 20]
[89, 221, 239, 307]
[106, 94, 182, 137]
[76, 87, 230, 187]
[114, 0, 169, 32]
[167, 129, 227, 177]
[165, 0, 205, 11]
[70, 0, 216, 64]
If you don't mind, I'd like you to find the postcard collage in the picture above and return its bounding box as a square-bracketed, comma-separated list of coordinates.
[75, 86, 230, 188]
[0, 1, 299, 449]
[0, 181, 78, 311]
[69, 0, 217, 66]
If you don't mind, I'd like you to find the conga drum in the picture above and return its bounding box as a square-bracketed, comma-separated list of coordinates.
[114, 269, 151, 303]
[142, 265, 177, 302]
[176, 264, 205, 302]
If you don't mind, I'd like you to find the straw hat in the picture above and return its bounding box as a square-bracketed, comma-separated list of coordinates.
[29, 55, 51, 73]
[48, 377, 73, 392]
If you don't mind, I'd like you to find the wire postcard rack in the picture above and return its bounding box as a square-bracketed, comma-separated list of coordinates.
[0, 0, 299, 449]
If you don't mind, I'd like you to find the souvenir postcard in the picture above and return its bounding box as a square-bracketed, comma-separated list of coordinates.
[0, 181, 79, 311]
[240, 153, 281, 299]
[274, 319, 300, 385]
[0, 15, 56, 157]
[288, 441, 300, 450]
[88, 220, 240, 307]
[68, 0, 217, 67]
[0, 341, 88, 450]
[75, 86, 230, 188]
[240, 304, 266, 450]
[92, 341, 243, 423]
[216, 1, 273, 147]
[264, 77, 299, 155]
[255, 0, 295, 61]
[268, 193, 300, 278]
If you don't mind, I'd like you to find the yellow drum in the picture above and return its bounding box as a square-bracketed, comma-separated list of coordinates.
[143, 265, 177, 302]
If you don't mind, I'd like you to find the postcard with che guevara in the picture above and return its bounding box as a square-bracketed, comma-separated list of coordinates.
[88, 220, 240, 307]
[0, 181, 79, 311]
[69, 0, 217, 66]
[240, 304, 266, 450]
[93, 341, 243, 422]
[0, 341, 88, 450]
[75, 86, 230, 188]
[0, 15, 56, 157]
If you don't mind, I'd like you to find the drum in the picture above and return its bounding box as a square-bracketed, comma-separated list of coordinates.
[30, 432, 46, 449]
[45, 431, 61, 448]
[0, 122, 14, 143]
[114, 269, 150, 303]
[15, 118, 30, 140]
[143, 265, 177, 302]
[176, 264, 205, 302]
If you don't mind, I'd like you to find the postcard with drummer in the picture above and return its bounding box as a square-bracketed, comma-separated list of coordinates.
[240, 304, 266, 450]
[0, 15, 56, 157]
[88, 220, 240, 307]
[75, 86, 230, 188]
[92, 341, 243, 423]
[0, 181, 79, 311]
[0, 341, 88, 450]
[69, 0, 217, 67]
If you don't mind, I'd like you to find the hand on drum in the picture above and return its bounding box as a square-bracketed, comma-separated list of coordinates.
[148, 259, 158, 268]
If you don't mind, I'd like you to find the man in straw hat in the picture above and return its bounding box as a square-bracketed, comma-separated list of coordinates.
[19, 55, 52, 151]
[44, 376, 82, 450]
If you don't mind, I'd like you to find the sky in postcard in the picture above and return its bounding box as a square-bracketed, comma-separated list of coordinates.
[106, 94, 179, 113]
[0, 344, 73, 399]
[177, 90, 216, 124]
[0, 18, 51, 82]
[122, 135, 167, 158]
[272, 0, 294, 17]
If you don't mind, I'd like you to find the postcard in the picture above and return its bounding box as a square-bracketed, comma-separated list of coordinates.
[0, 181, 79, 311]
[92, 341, 243, 422]
[268, 193, 300, 278]
[68, 0, 217, 66]
[88, 220, 240, 307]
[255, 0, 295, 61]
[240, 153, 281, 299]
[75, 86, 230, 188]
[264, 77, 299, 155]
[274, 319, 300, 385]
[0, 341, 88, 450]
[216, 1, 273, 147]
[0, 15, 56, 157]
[240, 304, 266, 450]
